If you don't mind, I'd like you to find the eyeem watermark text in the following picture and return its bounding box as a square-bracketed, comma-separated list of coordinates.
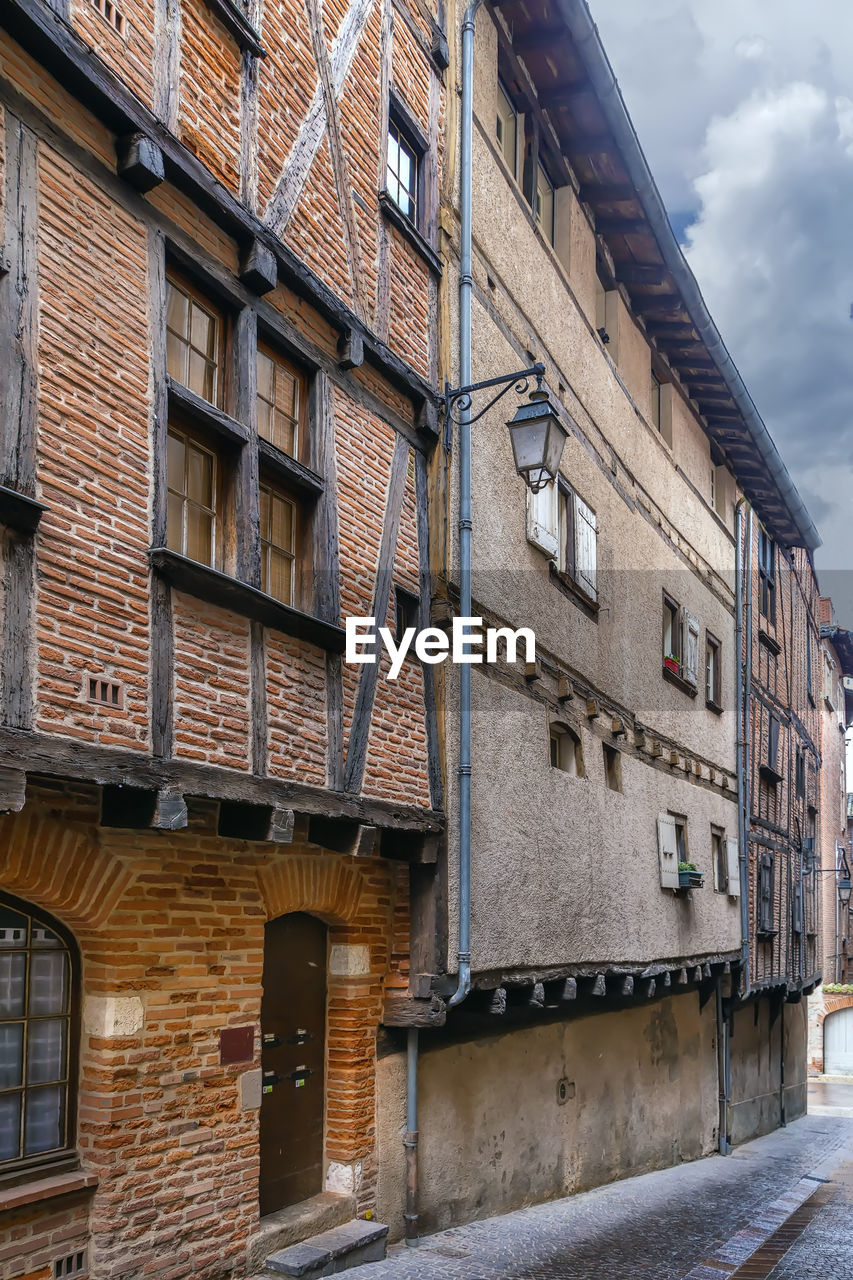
[345, 617, 536, 680]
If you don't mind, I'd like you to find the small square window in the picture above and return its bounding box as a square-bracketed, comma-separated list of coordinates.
[602, 743, 622, 792]
[663, 594, 681, 673]
[706, 633, 722, 709]
[712, 828, 727, 893]
[550, 724, 583, 777]
[387, 120, 419, 224]
[395, 587, 420, 645]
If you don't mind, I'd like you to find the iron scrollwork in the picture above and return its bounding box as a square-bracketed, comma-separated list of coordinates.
[443, 362, 546, 451]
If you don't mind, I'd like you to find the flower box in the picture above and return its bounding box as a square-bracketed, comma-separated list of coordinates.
[664, 655, 680, 674]
[678, 869, 703, 889]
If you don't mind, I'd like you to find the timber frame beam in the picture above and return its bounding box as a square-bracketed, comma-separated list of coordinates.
[0, 728, 444, 835]
[0, 0, 438, 422]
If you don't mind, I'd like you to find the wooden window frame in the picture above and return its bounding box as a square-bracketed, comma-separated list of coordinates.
[0, 893, 80, 1188]
[256, 341, 310, 467]
[386, 116, 420, 227]
[549, 722, 584, 778]
[555, 480, 598, 609]
[602, 742, 622, 793]
[757, 852, 776, 937]
[535, 160, 555, 246]
[705, 631, 722, 713]
[712, 826, 727, 894]
[165, 270, 227, 410]
[662, 591, 682, 672]
[166, 423, 224, 571]
[395, 586, 421, 647]
[496, 78, 518, 179]
[650, 371, 661, 431]
[758, 528, 776, 624]
[259, 479, 300, 609]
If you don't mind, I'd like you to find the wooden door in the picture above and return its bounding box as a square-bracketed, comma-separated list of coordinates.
[825, 1008, 853, 1077]
[259, 913, 327, 1215]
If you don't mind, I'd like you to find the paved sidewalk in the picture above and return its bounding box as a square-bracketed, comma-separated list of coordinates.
[348, 1115, 853, 1279]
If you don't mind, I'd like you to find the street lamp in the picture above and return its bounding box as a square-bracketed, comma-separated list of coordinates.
[444, 363, 567, 492]
[839, 851, 852, 907]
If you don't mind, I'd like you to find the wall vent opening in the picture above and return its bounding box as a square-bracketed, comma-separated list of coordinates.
[86, 676, 123, 708]
[54, 1251, 87, 1279]
[89, 0, 126, 36]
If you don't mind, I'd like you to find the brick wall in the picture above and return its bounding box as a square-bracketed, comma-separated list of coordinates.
[0, 786, 409, 1280]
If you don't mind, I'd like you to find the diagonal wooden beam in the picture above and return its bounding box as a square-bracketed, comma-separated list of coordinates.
[265, 0, 376, 234]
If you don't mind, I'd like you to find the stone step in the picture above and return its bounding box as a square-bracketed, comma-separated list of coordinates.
[261, 1218, 389, 1279]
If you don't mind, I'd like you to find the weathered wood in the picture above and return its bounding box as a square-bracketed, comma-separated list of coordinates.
[267, 806, 296, 843]
[239, 46, 259, 211]
[0, 766, 26, 812]
[525, 659, 542, 682]
[148, 228, 173, 759]
[382, 993, 446, 1028]
[343, 434, 410, 793]
[591, 973, 606, 997]
[258, 438, 324, 497]
[325, 654, 345, 792]
[586, 698, 599, 719]
[620, 975, 634, 996]
[559, 977, 577, 1001]
[661, 971, 671, 988]
[557, 675, 573, 701]
[528, 981, 545, 1008]
[351, 824, 380, 857]
[0, 115, 38, 495]
[486, 987, 507, 1015]
[250, 623, 268, 776]
[167, 376, 250, 445]
[578, 182, 636, 204]
[116, 133, 164, 192]
[614, 264, 668, 286]
[641, 978, 656, 999]
[233, 305, 260, 583]
[337, 327, 364, 370]
[201, 0, 266, 56]
[677, 968, 688, 985]
[239, 238, 277, 295]
[0, 725, 443, 831]
[151, 789, 188, 830]
[611, 717, 626, 736]
[0, 484, 45, 534]
[151, 549, 347, 652]
[702, 963, 712, 980]
[375, 0, 393, 342]
[153, 0, 180, 130]
[692, 967, 703, 983]
[409, 862, 439, 994]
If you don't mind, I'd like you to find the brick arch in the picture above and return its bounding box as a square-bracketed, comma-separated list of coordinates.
[0, 809, 133, 931]
[816, 993, 853, 1028]
[258, 853, 365, 925]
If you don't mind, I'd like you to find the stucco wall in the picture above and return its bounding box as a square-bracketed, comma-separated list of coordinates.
[376, 992, 718, 1239]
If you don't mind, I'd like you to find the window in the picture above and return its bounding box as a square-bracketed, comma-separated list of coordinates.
[496, 80, 518, 178]
[663, 595, 681, 672]
[167, 428, 218, 567]
[550, 724, 583, 777]
[166, 275, 224, 406]
[395, 587, 420, 644]
[705, 633, 722, 709]
[386, 119, 418, 224]
[657, 812, 689, 889]
[650, 372, 661, 430]
[712, 828, 727, 893]
[556, 483, 597, 603]
[758, 528, 776, 623]
[0, 895, 77, 1171]
[257, 345, 305, 459]
[757, 853, 775, 935]
[259, 483, 297, 605]
[760, 712, 782, 785]
[709, 465, 716, 512]
[535, 163, 554, 245]
[602, 743, 622, 792]
[796, 747, 806, 800]
[806, 623, 813, 702]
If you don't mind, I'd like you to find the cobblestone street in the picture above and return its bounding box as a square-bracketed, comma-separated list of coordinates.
[350, 1101, 853, 1280]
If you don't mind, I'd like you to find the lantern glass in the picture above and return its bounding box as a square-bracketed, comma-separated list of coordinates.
[506, 389, 568, 493]
[840, 876, 852, 906]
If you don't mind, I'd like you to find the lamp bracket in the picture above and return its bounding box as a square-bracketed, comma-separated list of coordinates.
[443, 362, 546, 450]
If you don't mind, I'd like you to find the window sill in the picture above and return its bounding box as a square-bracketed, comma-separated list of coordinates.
[548, 564, 599, 619]
[202, 0, 266, 56]
[662, 664, 698, 698]
[758, 628, 781, 656]
[0, 1168, 97, 1213]
[0, 483, 48, 534]
[705, 698, 724, 716]
[167, 377, 249, 446]
[258, 438, 324, 498]
[378, 192, 442, 277]
[151, 548, 346, 652]
[757, 929, 778, 942]
[759, 764, 783, 786]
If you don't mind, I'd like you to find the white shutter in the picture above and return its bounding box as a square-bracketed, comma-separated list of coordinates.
[682, 608, 700, 687]
[657, 813, 680, 890]
[725, 837, 740, 898]
[526, 480, 558, 558]
[574, 496, 597, 601]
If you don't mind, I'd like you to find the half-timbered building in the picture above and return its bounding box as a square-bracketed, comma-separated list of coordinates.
[0, 0, 446, 1276]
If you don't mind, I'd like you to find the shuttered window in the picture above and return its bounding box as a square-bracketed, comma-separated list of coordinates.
[758, 528, 776, 623]
[526, 481, 598, 605]
[758, 853, 775, 935]
[682, 609, 700, 688]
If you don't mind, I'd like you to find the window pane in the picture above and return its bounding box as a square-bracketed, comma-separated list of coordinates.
[0, 953, 26, 1018]
[188, 349, 215, 403]
[257, 350, 274, 400]
[270, 496, 294, 551]
[190, 301, 215, 357]
[260, 487, 271, 539]
[274, 365, 298, 419]
[187, 445, 213, 507]
[268, 549, 293, 604]
[257, 397, 272, 441]
[0, 906, 28, 948]
[0, 1023, 23, 1089]
[31, 923, 62, 949]
[27, 1020, 67, 1086]
[166, 282, 189, 337]
[28, 951, 68, 1017]
[167, 492, 184, 553]
[166, 329, 187, 384]
[0, 1092, 21, 1163]
[272, 411, 297, 456]
[168, 432, 186, 494]
[186, 508, 213, 566]
[24, 1086, 63, 1156]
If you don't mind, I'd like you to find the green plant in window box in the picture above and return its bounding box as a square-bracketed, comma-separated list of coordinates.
[678, 861, 703, 889]
[664, 653, 680, 674]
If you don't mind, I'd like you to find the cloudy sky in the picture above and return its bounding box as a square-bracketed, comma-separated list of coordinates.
[586, 0, 853, 624]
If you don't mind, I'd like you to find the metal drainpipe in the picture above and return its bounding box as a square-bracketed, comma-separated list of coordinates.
[735, 501, 752, 997]
[448, 0, 484, 1010]
[715, 979, 731, 1155]
[403, 1028, 419, 1245]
